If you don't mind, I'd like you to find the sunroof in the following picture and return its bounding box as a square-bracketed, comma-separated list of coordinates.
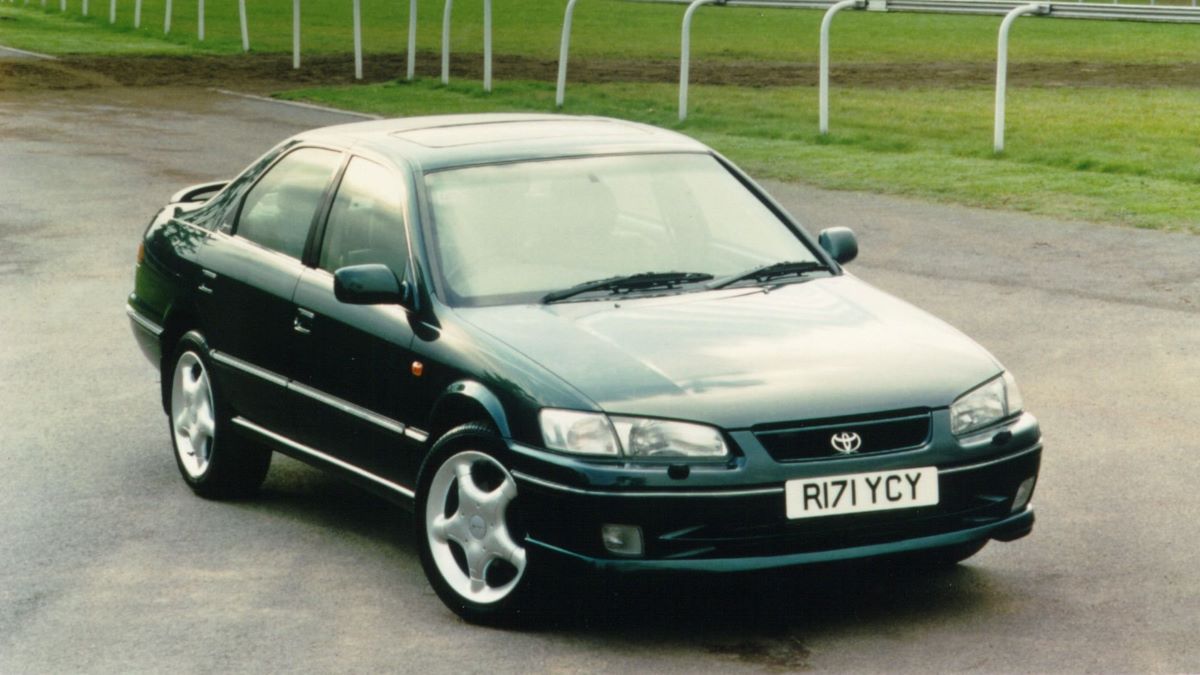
[392, 120, 648, 148]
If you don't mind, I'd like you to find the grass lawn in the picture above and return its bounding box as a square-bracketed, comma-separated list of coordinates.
[3, 1, 1199, 231]
[280, 80, 1200, 232]
[6, 0, 1200, 64]
[0, 3, 214, 53]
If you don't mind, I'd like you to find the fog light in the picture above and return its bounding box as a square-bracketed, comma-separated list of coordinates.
[601, 524, 644, 557]
[1012, 477, 1036, 513]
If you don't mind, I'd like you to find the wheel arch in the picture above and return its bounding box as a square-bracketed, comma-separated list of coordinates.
[157, 302, 204, 413]
[425, 380, 513, 446]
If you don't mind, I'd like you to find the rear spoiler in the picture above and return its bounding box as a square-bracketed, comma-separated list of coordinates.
[169, 180, 229, 205]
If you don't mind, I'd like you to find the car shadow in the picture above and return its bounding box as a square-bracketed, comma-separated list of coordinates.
[543, 557, 998, 648]
[239, 455, 1003, 665]
[244, 456, 416, 545]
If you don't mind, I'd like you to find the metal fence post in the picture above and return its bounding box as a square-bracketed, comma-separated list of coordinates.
[198, 0, 205, 40]
[82, 0, 88, 16]
[407, 0, 417, 80]
[820, 0, 864, 135]
[442, 0, 453, 83]
[679, 0, 723, 122]
[134, 0, 141, 26]
[995, 3, 1046, 152]
[108, 0, 115, 23]
[353, 0, 363, 79]
[483, 0, 493, 91]
[163, 0, 171, 34]
[239, 0, 249, 51]
[293, 0, 300, 69]
[556, 0, 582, 107]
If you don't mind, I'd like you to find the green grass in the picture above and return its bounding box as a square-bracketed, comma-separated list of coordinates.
[0, 4, 212, 53]
[280, 79, 1200, 232]
[6, 0, 1200, 64]
[5, 0, 1200, 231]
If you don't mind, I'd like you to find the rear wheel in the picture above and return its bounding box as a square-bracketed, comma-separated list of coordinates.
[167, 331, 271, 499]
[416, 424, 539, 625]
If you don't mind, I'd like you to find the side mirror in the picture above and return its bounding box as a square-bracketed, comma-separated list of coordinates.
[334, 264, 412, 307]
[818, 227, 858, 265]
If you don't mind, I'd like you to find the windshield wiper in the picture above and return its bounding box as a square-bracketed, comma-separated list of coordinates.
[707, 260, 827, 290]
[542, 271, 714, 304]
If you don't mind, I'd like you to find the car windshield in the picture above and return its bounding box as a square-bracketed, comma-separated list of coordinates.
[423, 153, 821, 306]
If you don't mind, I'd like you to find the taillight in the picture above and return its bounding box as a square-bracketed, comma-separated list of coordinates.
[136, 241, 145, 265]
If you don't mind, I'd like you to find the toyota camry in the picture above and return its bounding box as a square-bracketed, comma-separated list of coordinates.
[127, 114, 1041, 624]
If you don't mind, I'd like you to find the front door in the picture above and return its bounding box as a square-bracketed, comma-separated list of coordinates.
[289, 156, 422, 485]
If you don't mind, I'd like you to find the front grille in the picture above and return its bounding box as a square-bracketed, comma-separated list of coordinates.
[645, 446, 1040, 560]
[754, 409, 931, 462]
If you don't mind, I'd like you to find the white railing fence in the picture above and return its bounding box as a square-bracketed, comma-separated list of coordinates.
[606, 0, 1200, 151]
[16, 0, 1200, 151]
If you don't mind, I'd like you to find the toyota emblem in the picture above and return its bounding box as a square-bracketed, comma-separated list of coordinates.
[830, 431, 862, 454]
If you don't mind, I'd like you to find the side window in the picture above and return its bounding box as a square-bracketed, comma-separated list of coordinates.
[318, 158, 409, 278]
[236, 147, 342, 259]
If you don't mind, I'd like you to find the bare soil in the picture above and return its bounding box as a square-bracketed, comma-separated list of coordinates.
[3, 50, 1200, 92]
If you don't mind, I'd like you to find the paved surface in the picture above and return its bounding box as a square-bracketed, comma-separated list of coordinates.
[1, 85, 1197, 673]
[0, 45, 55, 60]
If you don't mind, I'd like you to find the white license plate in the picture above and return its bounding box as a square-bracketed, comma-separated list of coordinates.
[785, 467, 939, 519]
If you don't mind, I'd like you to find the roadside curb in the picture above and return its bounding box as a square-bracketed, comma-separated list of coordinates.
[210, 88, 381, 120]
[0, 44, 58, 60]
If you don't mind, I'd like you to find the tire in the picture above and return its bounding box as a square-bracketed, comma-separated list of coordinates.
[416, 423, 541, 625]
[167, 330, 271, 499]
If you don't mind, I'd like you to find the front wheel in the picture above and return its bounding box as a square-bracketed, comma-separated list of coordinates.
[167, 331, 271, 499]
[416, 424, 539, 625]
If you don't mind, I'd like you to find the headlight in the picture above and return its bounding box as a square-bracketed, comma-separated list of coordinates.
[610, 416, 728, 460]
[950, 372, 1023, 436]
[539, 409, 728, 460]
[539, 409, 619, 456]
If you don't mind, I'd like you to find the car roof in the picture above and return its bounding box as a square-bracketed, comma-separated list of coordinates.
[299, 113, 711, 172]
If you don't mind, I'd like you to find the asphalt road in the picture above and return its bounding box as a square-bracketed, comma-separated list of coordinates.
[0, 45, 55, 60]
[1, 85, 1198, 673]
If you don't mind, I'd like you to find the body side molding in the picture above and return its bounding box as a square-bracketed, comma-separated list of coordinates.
[212, 352, 431, 442]
[233, 416, 416, 498]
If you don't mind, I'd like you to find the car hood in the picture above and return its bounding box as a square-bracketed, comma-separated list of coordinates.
[454, 275, 1001, 429]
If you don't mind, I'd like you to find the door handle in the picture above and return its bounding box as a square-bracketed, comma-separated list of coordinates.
[293, 308, 315, 335]
[198, 269, 217, 294]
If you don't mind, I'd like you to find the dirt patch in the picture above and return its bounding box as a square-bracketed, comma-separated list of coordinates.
[707, 637, 813, 671]
[3, 51, 1200, 92]
[0, 59, 118, 89]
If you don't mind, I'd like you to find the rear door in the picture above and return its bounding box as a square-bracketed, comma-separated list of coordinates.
[197, 146, 343, 432]
[289, 156, 423, 485]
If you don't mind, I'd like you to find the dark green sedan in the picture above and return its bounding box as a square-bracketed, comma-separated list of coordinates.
[127, 114, 1040, 624]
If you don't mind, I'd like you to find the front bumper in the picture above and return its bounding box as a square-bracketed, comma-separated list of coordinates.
[528, 507, 1034, 574]
[508, 415, 1041, 573]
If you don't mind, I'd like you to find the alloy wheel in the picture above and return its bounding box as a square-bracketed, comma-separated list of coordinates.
[171, 351, 216, 478]
[424, 450, 527, 605]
